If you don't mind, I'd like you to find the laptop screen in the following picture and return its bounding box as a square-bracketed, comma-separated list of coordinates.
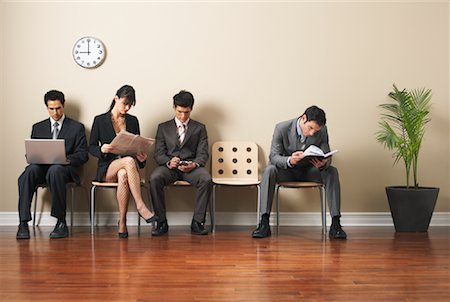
[25, 139, 68, 165]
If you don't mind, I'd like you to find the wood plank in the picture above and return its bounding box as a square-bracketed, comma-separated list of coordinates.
[0, 226, 449, 301]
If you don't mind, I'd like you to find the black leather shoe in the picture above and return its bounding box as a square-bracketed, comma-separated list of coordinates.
[139, 213, 159, 224]
[49, 221, 69, 239]
[252, 224, 271, 238]
[152, 220, 169, 236]
[118, 231, 128, 238]
[16, 222, 30, 240]
[191, 219, 208, 235]
[118, 221, 128, 238]
[329, 224, 347, 240]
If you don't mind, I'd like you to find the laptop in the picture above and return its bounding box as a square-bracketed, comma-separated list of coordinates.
[25, 139, 69, 165]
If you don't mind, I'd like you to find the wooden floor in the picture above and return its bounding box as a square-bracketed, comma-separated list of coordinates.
[0, 226, 449, 302]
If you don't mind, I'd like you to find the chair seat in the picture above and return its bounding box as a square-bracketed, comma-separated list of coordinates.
[91, 181, 119, 187]
[277, 181, 323, 188]
[92, 179, 146, 187]
[169, 180, 191, 186]
[213, 178, 260, 186]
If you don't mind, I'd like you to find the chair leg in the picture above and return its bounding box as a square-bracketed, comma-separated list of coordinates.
[70, 185, 75, 232]
[211, 185, 216, 233]
[320, 185, 327, 234]
[275, 185, 280, 235]
[256, 184, 261, 226]
[137, 212, 141, 235]
[90, 185, 96, 235]
[33, 188, 38, 228]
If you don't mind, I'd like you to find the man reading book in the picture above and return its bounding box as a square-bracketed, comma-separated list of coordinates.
[252, 105, 347, 239]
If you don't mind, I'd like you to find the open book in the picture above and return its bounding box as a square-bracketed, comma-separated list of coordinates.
[302, 145, 338, 160]
[109, 130, 155, 155]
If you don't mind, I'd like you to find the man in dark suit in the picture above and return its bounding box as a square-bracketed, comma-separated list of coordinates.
[150, 90, 212, 236]
[16, 90, 88, 239]
[252, 105, 347, 240]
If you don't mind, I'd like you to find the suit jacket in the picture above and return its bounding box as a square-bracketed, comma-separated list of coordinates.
[31, 117, 88, 183]
[269, 117, 331, 169]
[154, 119, 209, 167]
[89, 112, 145, 181]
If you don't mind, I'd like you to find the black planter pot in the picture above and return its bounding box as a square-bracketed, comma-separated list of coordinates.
[386, 186, 439, 232]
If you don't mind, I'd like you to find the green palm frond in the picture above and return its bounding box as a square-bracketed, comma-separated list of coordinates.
[376, 84, 432, 188]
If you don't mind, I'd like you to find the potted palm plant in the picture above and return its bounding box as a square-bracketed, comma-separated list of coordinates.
[376, 84, 439, 232]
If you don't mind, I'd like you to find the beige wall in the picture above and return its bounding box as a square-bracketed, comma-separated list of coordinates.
[0, 2, 3, 195]
[1, 1, 449, 215]
[0, 2, 3, 194]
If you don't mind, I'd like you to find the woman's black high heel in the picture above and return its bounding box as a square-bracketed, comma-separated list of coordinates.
[118, 221, 128, 238]
[139, 213, 159, 224]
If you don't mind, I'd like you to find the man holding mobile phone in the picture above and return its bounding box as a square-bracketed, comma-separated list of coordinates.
[150, 90, 212, 236]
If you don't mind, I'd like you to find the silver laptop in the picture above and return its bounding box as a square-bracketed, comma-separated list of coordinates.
[25, 139, 69, 165]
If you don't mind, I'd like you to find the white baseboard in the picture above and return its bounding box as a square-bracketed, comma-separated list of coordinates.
[1, 211, 449, 226]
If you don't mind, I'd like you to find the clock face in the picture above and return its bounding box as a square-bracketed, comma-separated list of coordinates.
[72, 36, 106, 69]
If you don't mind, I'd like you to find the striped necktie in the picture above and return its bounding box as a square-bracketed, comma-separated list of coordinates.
[178, 124, 186, 144]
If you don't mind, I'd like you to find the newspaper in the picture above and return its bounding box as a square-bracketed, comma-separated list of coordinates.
[109, 130, 155, 155]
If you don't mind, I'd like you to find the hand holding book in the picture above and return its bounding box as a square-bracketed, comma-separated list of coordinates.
[302, 145, 338, 160]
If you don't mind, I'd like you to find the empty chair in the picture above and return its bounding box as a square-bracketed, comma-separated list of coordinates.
[211, 141, 261, 232]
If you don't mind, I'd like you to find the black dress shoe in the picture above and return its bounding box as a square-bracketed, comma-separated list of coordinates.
[16, 222, 30, 240]
[252, 224, 271, 238]
[139, 213, 159, 224]
[151, 220, 169, 236]
[49, 221, 69, 239]
[118, 231, 129, 238]
[329, 224, 347, 240]
[191, 219, 208, 235]
[118, 221, 128, 238]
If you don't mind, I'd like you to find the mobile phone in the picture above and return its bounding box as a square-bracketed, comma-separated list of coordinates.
[179, 160, 189, 166]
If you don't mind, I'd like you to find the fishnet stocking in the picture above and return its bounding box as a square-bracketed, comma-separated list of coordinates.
[104, 157, 153, 232]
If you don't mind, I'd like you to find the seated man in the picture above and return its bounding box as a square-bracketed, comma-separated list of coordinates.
[150, 90, 212, 236]
[17, 90, 88, 239]
[252, 105, 347, 239]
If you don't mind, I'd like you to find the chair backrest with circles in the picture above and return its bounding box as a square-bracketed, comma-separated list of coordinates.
[211, 141, 259, 185]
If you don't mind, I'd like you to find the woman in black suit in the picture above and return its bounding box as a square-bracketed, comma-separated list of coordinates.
[89, 85, 157, 238]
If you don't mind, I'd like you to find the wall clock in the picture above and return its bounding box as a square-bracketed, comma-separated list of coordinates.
[72, 36, 106, 69]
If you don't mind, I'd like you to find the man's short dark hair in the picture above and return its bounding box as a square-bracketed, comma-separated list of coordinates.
[173, 90, 194, 109]
[303, 105, 326, 127]
[44, 90, 65, 106]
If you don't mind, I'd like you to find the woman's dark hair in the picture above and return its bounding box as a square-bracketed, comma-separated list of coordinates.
[44, 90, 65, 106]
[303, 105, 326, 127]
[109, 85, 136, 112]
[173, 90, 194, 109]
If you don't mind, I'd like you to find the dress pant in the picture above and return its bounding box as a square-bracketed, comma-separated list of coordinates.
[259, 164, 341, 218]
[18, 164, 73, 222]
[149, 166, 212, 223]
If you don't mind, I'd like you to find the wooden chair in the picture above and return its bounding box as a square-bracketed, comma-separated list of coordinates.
[274, 181, 327, 234]
[211, 141, 261, 232]
[163, 180, 214, 230]
[32, 182, 86, 232]
[90, 177, 150, 235]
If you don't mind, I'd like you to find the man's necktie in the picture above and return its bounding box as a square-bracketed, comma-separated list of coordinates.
[178, 124, 186, 144]
[52, 122, 59, 139]
[298, 135, 306, 151]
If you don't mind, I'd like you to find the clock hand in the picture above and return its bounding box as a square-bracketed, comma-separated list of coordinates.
[87, 40, 91, 55]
